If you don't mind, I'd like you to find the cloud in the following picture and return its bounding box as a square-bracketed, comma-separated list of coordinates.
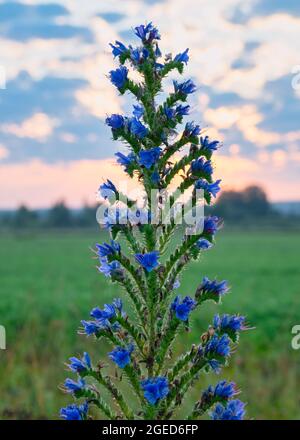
[213, 151, 300, 201]
[204, 104, 300, 149]
[0, 73, 118, 163]
[75, 86, 122, 119]
[1, 112, 58, 141]
[59, 132, 78, 144]
[0, 35, 95, 83]
[217, 13, 300, 98]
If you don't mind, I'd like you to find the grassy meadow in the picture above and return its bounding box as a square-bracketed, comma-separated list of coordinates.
[0, 229, 299, 419]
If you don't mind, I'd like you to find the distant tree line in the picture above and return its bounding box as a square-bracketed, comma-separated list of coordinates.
[0, 186, 297, 230]
[210, 185, 272, 221]
[0, 201, 99, 230]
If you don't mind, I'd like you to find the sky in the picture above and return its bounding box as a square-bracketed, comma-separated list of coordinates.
[0, 0, 300, 208]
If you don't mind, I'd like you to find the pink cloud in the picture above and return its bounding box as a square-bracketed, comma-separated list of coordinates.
[0, 143, 9, 160]
[0, 155, 299, 209]
[0, 158, 138, 209]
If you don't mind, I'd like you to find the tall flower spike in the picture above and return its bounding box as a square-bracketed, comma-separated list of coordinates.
[61, 22, 248, 421]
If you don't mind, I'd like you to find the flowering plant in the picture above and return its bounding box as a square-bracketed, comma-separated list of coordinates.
[60, 22, 248, 421]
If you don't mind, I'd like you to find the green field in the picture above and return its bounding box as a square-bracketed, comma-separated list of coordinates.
[0, 230, 300, 419]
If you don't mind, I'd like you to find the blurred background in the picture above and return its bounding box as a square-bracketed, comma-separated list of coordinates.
[0, 0, 300, 420]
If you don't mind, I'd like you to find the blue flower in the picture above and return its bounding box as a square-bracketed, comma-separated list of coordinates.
[213, 314, 247, 333]
[96, 240, 120, 258]
[98, 258, 121, 277]
[81, 320, 103, 336]
[64, 378, 86, 394]
[164, 106, 176, 120]
[200, 136, 220, 152]
[81, 300, 124, 336]
[200, 381, 238, 412]
[130, 47, 149, 63]
[175, 104, 190, 117]
[207, 359, 222, 373]
[210, 399, 246, 420]
[133, 105, 144, 119]
[67, 352, 91, 373]
[138, 147, 161, 169]
[195, 179, 222, 198]
[191, 158, 213, 176]
[134, 22, 160, 43]
[174, 48, 189, 64]
[141, 377, 169, 405]
[203, 216, 221, 235]
[108, 344, 134, 368]
[184, 122, 201, 137]
[110, 41, 128, 58]
[164, 104, 190, 120]
[205, 334, 231, 358]
[60, 402, 88, 420]
[109, 66, 128, 90]
[196, 238, 213, 250]
[115, 152, 136, 171]
[99, 259, 120, 277]
[106, 114, 124, 130]
[199, 277, 229, 296]
[129, 118, 148, 138]
[135, 251, 160, 272]
[91, 303, 116, 321]
[171, 296, 196, 321]
[173, 79, 196, 95]
[99, 179, 117, 199]
[214, 380, 238, 399]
